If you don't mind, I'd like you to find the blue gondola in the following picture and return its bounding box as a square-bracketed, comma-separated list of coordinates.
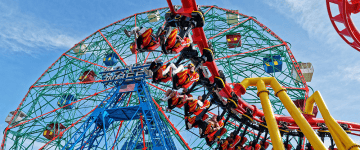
[103, 53, 119, 66]
[263, 55, 282, 73]
[57, 94, 77, 109]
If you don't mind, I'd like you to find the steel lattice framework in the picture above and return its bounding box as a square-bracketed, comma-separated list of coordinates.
[2, 6, 311, 150]
[62, 64, 177, 150]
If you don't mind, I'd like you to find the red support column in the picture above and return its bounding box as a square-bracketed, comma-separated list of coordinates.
[111, 121, 124, 150]
[140, 115, 147, 150]
[166, 0, 176, 14]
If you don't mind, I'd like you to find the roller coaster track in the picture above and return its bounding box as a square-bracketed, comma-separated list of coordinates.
[167, 0, 360, 149]
[327, 0, 360, 51]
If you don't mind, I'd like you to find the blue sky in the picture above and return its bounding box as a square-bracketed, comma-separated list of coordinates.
[1, 0, 360, 148]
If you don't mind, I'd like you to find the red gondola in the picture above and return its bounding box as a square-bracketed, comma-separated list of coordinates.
[79, 70, 96, 83]
[43, 123, 66, 140]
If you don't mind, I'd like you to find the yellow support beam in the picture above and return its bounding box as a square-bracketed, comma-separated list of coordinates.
[256, 80, 284, 150]
[240, 77, 326, 150]
[304, 91, 360, 150]
[328, 124, 345, 150]
[240, 77, 360, 149]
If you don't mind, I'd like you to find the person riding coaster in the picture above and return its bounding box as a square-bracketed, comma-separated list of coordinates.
[244, 141, 254, 150]
[258, 141, 267, 150]
[163, 6, 205, 39]
[218, 139, 230, 150]
[218, 110, 254, 150]
[124, 27, 160, 52]
[159, 89, 192, 112]
[172, 63, 199, 90]
[205, 126, 227, 146]
[197, 115, 224, 138]
[148, 60, 172, 83]
[185, 110, 209, 129]
[172, 41, 215, 72]
[225, 115, 250, 150]
[227, 133, 243, 150]
[165, 10, 213, 67]
[194, 70, 229, 106]
[148, 60, 180, 83]
[206, 113, 235, 147]
[184, 95, 210, 118]
[185, 65, 211, 92]
[157, 27, 192, 54]
[148, 59, 190, 83]
[217, 132, 242, 150]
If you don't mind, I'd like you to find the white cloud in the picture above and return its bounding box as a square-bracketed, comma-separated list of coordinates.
[263, 0, 359, 50]
[0, 1, 79, 54]
[342, 65, 360, 82]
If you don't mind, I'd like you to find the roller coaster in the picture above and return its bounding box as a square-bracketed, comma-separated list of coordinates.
[2, 0, 360, 150]
[326, 0, 360, 51]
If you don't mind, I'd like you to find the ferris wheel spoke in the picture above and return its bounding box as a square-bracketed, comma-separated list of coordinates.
[143, 52, 152, 64]
[39, 105, 98, 150]
[211, 5, 250, 18]
[31, 80, 104, 88]
[64, 54, 106, 68]
[164, 54, 180, 64]
[30, 54, 66, 88]
[202, 6, 214, 15]
[147, 82, 166, 92]
[9, 87, 114, 129]
[251, 18, 285, 43]
[208, 18, 251, 41]
[1, 86, 35, 149]
[99, 30, 127, 66]
[154, 53, 163, 62]
[214, 43, 285, 61]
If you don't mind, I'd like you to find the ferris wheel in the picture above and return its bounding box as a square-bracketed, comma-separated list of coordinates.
[4, 2, 358, 150]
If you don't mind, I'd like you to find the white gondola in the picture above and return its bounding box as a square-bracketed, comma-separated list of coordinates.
[226, 10, 240, 24]
[73, 43, 87, 56]
[5, 111, 27, 124]
[147, 10, 160, 22]
[292, 62, 314, 82]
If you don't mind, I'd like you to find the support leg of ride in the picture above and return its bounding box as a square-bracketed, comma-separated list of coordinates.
[256, 80, 284, 150]
[304, 91, 360, 150]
